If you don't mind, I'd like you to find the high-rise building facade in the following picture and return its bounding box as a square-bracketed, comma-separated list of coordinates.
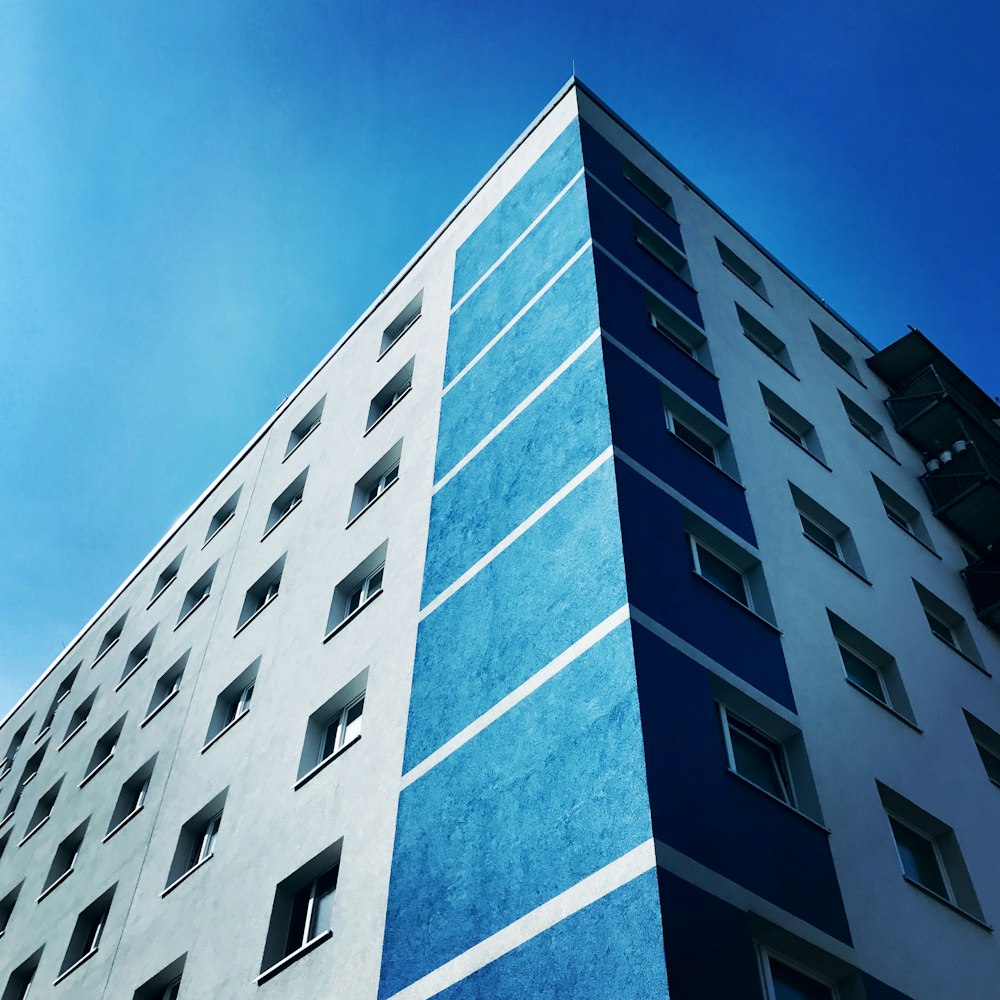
[1, 79, 997, 1000]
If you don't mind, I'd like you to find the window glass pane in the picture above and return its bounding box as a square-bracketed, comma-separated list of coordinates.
[309, 867, 338, 938]
[365, 482, 381, 506]
[321, 718, 341, 761]
[286, 883, 311, 955]
[769, 957, 832, 1000]
[976, 744, 1000, 784]
[839, 647, 885, 702]
[890, 818, 948, 897]
[346, 587, 363, 615]
[696, 545, 747, 605]
[343, 698, 364, 744]
[800, 515, 839, 557]
[366, 567, 384, 595]
[924, 610, 955, 646]
[384, 463, 400, 488]
[672, 418, 716, 463]
[769, 413, 802, 444]
[729, 724, 787, 801]
[651, 315, 695, 356]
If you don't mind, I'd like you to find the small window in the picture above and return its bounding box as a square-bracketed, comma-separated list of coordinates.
[812, 323, 863, 383]
[691, 537, 748, 607]
[349, 442, 403, 523]
[205, 488, 241, 546]
[105, 758, 155, 839]
[719, 706, 793, 805]
[326, 543, 388, 638]
[621, 158, 675, 217]
[285, 396, 326, 459]
[872, 476, 934, 550]
[38, 665, 80, 739]
[258, 841, 342, 982]
[23, 777, 62, 841]
[667, 411, 716, 463]
[18, 744, 46, 790]
[760, 385, 827, 466]
[204, 660, 259, 749]
[839, 392, 894, 457]
[760, 952, 836, 1000]
[633, 217, 690, 282]
[57, 886, 115, 981]
[132, 957, 185, 1000]
[964, 712, 1000, 787]
[41, 819, 88, 898]
[913, 580, 982, 667]
[2, 948, 40, 1000]
[663, 386, 740, 479]
[2, 720, 32, 776]
[716, 238, 769, 303]
[646, 292, 709, 365]
[790, 485, 865, 577]
[150, 551, 184, 606]
[296, 670, 368, 786]
[380, 290, 423, 357]
[95, 613, 127, 664]
[144, 654, 188, 724]
[0, 882, 22, 936]
[237, 556, 285, 632]
[265, 470, 308, 537]
[164, 790, 227, 892]
[119, 627, 157, 687]
[367, 360, 414, 432]
[82, 716, 125, 785]
[177, 563, 217, 627]
[736, 304, 795, 375]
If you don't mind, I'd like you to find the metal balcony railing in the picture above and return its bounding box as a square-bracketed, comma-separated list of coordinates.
[920, 443, 1000, 550]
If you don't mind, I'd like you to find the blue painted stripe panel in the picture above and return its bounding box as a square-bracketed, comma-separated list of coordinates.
[423, 340, 612, 607]
[379, 623, 651, 999]
[446, 176, 591, 384]
[435, 250, 599, 482]
[452, 121, 583, 305]
[405, 459, 627, 773]
[433, 871, 668, 1000]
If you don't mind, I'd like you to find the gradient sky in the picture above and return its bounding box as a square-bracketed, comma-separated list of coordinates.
[2, 1, 998, 715]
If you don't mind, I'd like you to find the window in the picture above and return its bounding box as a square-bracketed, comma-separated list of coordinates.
[790, 485, 866, 578]
[667, 411, 716, 463]
[105, 758, 155, 840]
[143, 654, 188, 725]
[760, 952, 836, 1000]
[57, 886, 115, 982]
[367, 360, 413, 432]
[812, 322, 863, 383]
[38, 665, 80, 740]
[258, 840, 342, 983]
[0, 882, 22, 935]
[326, 544, 388, 639]
[204, 488, 241, 545]
[691, 537, 749, 607]
[22, 778, 62, 843]
[164, 790, 227, 893]
[716, 238, 769, 302]
[736, 304, 795, 375]
[622, 157, 675, 217]
[132, 957, 185, 1000]
[760, 385, 827, 466]
[237, 556, 285, 632]
[913, 580, 983, 666]
[119, 627, 157, 688]
[872, 476, 934, 550]
[349, 442, 403, 523]
[380, 290, 423, 357]
[150, 551, 184, 606]
[839, 392, 895, 457]
[176, 563, 217, 627]
[19, 744, 46, 790]
[265, 469, 308, 537]
[662, 388, 740, 479]
[296, 670, 368, 787]
[964, 712, 1000, 787]
[633, 217, 690, 282]
[1, 720, 31, 777]
[82, 716, 125, 785]
[2, 949, 41, 1000]
[41, 820, 88, 899]
[646, 292, 709, 364]
[720, 706, 793, 805]
[285, 396, 326, 459]
[203, 660, 259, 750]
[95, 613, 127, 664]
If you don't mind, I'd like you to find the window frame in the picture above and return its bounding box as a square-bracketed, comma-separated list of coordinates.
[690, 537, 751, 609]
[759, 949, 838, 1000]
[719, 706, 795, 807]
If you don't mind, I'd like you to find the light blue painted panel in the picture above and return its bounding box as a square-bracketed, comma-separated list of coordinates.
[452, 121, 583, 304]
[406, 459, 626, 773]
[446, 176, 590, 384]
[431, 871, 668, 1000]
[435, 250, 599, 482]
[379, 624, 651, 999]
[424, 340, 611, 605]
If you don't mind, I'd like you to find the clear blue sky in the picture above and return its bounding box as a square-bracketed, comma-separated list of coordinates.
[1, 1, 998, 715]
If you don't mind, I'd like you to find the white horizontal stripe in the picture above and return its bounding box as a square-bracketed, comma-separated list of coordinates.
[443, 239, 594, 397]
[435, 328, 601, 492]
[451, 168, 586, 315]
[402, 605, 630, 788]
[421, 447, 613, 619]
[386, 839, 656, 1000]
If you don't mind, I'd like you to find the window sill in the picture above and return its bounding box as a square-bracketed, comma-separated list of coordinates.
[261, 505, 299, 542]
[53, 947, 99, 986]
[256, 930, 333, 985]
[283, 421, 321, 463]
[34, 726, 51, 745]
[37, 867, 73, 903]
[346, 477, 399, 529]
[92, 637, 120, 668]
[200, 709, 250, 754]
[691, 571, 781, 633]
[800, 534, 872, 585]
[58, 720, 87, 752]
[18, 815, 50, 847]
[102, 805, 143, 843]
[887, 519, 941, 559]
[202, 512, 235, 549]
[770, 424, 832, 472]
[161, 852, 214, 898]
[147, 575, 177, 610]
[115, 657, 148, 692]
[648, 322, 719, 380]
[174, 593, 210, 630]
[323, 589, 383, 643]
[234, 594, 279, 638]
[930, 633, 990, 676]
[294, 735, 362, 790]
[902, 876, 992, 931]
[79, 753, 114, 789]
[668, 431, 745, 491]
[726, 769, 830, 833]
[844, 679, 922, 733]
[21, 771, 37, 788]
[140, 689, 180, 728]
[0, 812, 12, 831]
[363, 386, 412, 437]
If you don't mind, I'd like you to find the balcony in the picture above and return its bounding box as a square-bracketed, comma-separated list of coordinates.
[963, 547, 1000, 633]
[920, 443, 1000, 550]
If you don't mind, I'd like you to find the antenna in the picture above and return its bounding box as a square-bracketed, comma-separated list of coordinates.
[572, 59, 576, 77]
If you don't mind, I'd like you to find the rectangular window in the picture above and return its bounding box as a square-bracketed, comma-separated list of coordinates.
[133, 958, 186, 1000]
[3, 949, 41, 1000]
[668, 411, 716, 463]
[237, 555, 285, 632]
[39, 665, 80, 739]
[326, 543, 388, 639]
[720, 707, 793, 805]
[164, 790, 228, 893]
[812, 322, 864, 383]
[285, 396, 325, 459]
[57, 887, 115, 982]
[691, 538, 749, 607]
[622, 158, 676, 217]
[760, 384, 827, 466]
[204, 488, 241, 545]
[119, 627, 157, 687]
[736, 304, 794, 375]
[41, 820, 88, 898]
[349, 442, 403, 523]
[380, 290, 423, 357]
[264, 470, 308, 537]
[149, 551, 184, 606]
[367, 360, 414, 432]
[2, 720, 31, 776]
[633, 217, 690, 282]
[105, 760, 154, 839]
[143, 654, 188, 725]
[790, 485, 865, 577]
[760, 952, 836, 1000]
[321, 696, 364, 764]
[963, 712, 1000, 787]
[913, 580, 983, 666]
[716, 238, 769, 302]
[95, 613, 127, 664]
[839, 392, 894, 457]
[23, 778, 62, 842]
[203, 660, 260, 750]
[646, 292, 709, 365]
[177, 563, 218, 627]
[872, 476, 934, 550]
[296, 671, 368, 787]
[82, 716, 125, 786]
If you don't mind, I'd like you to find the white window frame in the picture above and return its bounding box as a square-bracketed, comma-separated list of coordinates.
[345, 566, 384, 617]
[188, 813, 221, 871]
[286, 867, 338, 955]
[364, 462, 400, 507]
[768, 409, 805, 446]
[799, 512, 843, 560]
[759, 948, 838, 1000]
[319, 694, 365, 764]
[224, 682, 254, 728]
[719, 706, 794, 807]
[837, 642, 889, 706]
[690, 537, 751, 609]
[666, 411, 717, 465]
[649, 311, 696, 357]
[887, 812, 955, 904]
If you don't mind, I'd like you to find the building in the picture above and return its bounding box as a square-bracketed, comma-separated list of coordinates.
[1, 77, 998, 1000]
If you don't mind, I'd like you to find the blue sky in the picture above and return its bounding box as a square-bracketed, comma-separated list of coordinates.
[1, 1, 998, 715]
